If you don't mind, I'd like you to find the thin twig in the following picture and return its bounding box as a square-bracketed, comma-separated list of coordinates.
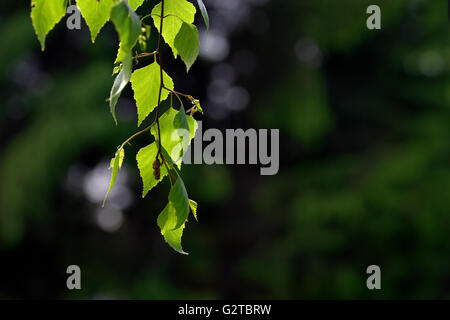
[163, 86, 193, 101]
[134, 51, 157, 60]
[142, 13, 182, 21]
[120, 122, 154, 149]
[155, 0, 165, 158]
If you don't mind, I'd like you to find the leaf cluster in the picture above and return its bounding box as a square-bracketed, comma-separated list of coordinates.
[31, 0, 210, 254]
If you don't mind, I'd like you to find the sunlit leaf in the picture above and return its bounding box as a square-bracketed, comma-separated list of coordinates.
[128, 0, 145, 11]
[152, 0, 196, 58]
[189, 199, 198, 221]
[76, 0, 115, 43]
[130, 62, 174, 126]
[109, 147, 125, 169]
[136, 142, 168, 197]
[31, 0, 68, 50]
[103, 147, 125, 207]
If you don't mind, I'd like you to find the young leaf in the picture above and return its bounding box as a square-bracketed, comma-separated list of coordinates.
[189, 199, 198, 221]
[136, 142, 168, 197]
[103, 148, 125, 207]
[196, 0, 210, 32]
[174, 22, 200, 72]
[192, 99, 203, 114]
[128, 0, 145, 11]
[130, 63, 174, 126]
[110, 0, 141, 63]
[157, 203, 187, 255]
[168, 175, 190, 230]
[109, 147, 125, 169]
[76, 0, 115, 43]
[31, 0, 68, 50]
[152, 0, 196, 58]
[109, 52, 133, 124]
[112, 65, 122, 75]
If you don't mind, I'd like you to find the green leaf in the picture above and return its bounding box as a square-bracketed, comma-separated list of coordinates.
[109, 52, 133, 124]
[130, 62, 174, 126]
[168, 175, 190, 230]
[196, 0, 209, 32]
[76, 0, 115, 43]
[152, 0, 196, 58]
[189, 199, 198, 221]
[31, 0, 68, 50]
[111, 0, 141, 63]
[136, 142, 168, 197]
[103, 147, 125, 207]
[157, 174, 191, 254]
[174, 22, 200, 72]
[160, 146, 182, 176]
[150, 107, 197, 165]
[128, 0, 145, 11]
[109, 147, 125, 169]
[173, 105, 193, 160]
[173, 105, 190, 133]
[157, 203, 187, 255]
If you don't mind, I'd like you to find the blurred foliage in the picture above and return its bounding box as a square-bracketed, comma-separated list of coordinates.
[0, 0, 449, 299]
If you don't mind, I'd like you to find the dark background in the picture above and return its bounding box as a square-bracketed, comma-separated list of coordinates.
[0, 0, 448, 299]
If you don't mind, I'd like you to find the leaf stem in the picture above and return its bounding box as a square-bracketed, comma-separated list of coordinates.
[164, 161, 175, 187]
[134, 51, 157, 60]
[162, 86, 193, 102]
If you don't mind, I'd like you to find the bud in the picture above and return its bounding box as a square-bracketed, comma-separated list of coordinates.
[153, 158, 161, 180]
